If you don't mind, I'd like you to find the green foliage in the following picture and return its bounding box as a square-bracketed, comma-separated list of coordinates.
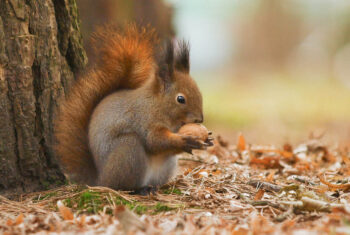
[60, 189, 177, 215]
[114, 196, 148, 215]
[33, 192, 58, 201]
[78, 191, 102, 213]
[153, 203, 174, 213]
[162, 187, 182, 195]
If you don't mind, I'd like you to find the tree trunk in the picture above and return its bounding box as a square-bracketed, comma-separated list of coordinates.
[0, 0, 87, 196]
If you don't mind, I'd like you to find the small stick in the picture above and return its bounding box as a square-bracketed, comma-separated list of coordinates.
[178, 157, 205, 163]
[248, 180, 282, 192]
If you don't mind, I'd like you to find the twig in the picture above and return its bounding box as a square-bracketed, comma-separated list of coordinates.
[178, 157, 205, 163]
[278, 197, 345, 213]
[248, 180, 282, 192]
[274, 207, 294, 222]
[87, 186, 132, 202]
[250, 200, 287, 211]
[292, 176, 317, 186]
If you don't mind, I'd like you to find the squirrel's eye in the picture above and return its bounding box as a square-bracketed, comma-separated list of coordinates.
[177, 95, 186, 104]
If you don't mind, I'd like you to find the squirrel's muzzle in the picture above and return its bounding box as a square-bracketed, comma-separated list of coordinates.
[187, 113, 203, 124]
[194, 116, 203, 124]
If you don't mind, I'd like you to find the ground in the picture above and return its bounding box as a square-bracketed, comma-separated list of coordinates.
[1, 134, 350, 234]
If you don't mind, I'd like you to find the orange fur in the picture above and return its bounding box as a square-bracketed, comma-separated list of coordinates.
[54, 25, 157, 184]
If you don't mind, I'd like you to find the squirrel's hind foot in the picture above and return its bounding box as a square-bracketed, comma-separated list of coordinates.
[131, 185, 158, 196]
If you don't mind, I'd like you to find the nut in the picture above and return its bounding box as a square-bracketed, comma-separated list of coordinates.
[178, 123, 209, 141]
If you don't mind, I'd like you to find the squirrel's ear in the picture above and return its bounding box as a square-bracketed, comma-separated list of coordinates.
[175, 40, 190, 73]
[156, 39, 175, 91]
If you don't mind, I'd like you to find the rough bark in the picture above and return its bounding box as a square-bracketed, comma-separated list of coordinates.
[0, 0, 87, 196]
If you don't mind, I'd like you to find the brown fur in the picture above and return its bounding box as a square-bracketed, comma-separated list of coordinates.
[54, 25, 156, 184]
[54, 25, 205, 189]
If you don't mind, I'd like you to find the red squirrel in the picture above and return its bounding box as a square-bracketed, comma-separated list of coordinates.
[54, 25, 210, 194]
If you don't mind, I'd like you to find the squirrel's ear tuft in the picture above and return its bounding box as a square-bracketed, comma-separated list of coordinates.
[175, 40, 190, 73]
[156, 39, 175, 90]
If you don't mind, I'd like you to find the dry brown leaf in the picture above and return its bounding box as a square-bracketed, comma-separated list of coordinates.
[254, 148, 293, 158]
[232, 227, 250, 235]
[281, 219, 296, 232]
[266, 170, 276, 182]
[183, 168, 193, 176]
[342, 155, 350, 165]
[254, 189, 265, 201]
[280, 150, 293, 158]
[15, 213, 23, 225]
[208, 139, 231, 159]
[283, 143, 293, 152]
[295, 161, 313, 171]
[251, 214, 274, 234]
[57, 200, 74, 220]
[324, 153, 336, 163]
[331, 207, 350, 215]
[237, 133, 246, 151]
[1, 135, 350, 234]
[193, 169, 209, 178]
[250, 156, 281, 169]
[211, 169, 222, 176]
[114, 205, 145, 232]
[77, 214, 86, 228]
[6, 219, 13, 226]
[217, 135, 228, 147]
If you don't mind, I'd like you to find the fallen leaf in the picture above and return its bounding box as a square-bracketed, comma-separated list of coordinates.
[211, 169, 222, 176]
[232, 227, 249, 235]
[6, 219, 13, 226]
[266, 170, 276, 182]
[281, 219, 295, 232]
[237, 133, 246, 151]
[57, 200, 74, 220]
[254, 189, 265, 201]
[250, 156, 281, 169]
[114, 205, 145, 232]
[77, 214, 86, 227]
[15, 213, 23, 225]
[193, 169, 209, 178]
[183, 168, 192, 176]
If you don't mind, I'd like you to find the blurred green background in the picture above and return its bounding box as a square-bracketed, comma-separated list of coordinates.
[76, 0, 350, 145]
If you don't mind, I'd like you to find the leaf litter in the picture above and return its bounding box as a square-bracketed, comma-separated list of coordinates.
[1, 134, 350, 234]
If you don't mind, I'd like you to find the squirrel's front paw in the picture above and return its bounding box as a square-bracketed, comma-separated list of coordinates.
[181, 136, 207, 154]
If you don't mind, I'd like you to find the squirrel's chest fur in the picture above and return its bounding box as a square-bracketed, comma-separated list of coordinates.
[142, 154, 177, 187]
[89, 89, 150, 162]
[88, 88, 177, 187]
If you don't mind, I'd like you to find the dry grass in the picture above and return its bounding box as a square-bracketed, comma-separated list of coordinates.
[1, 134, 350, 234]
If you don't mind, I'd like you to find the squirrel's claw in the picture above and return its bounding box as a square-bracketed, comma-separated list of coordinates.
[182, 136, 205, 153]
[204, 137, 214, 147]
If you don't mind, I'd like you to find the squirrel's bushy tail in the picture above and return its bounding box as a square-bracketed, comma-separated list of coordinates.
[54, 25, 157, 184]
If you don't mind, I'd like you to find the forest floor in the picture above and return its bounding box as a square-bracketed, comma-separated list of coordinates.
[1, 134, 350, 234]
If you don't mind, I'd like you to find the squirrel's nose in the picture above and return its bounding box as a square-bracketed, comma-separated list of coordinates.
[194, 115, 203, 123]
[194, 119, 203, 123]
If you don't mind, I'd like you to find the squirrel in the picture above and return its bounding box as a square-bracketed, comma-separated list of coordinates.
[54, 25, 210, 194]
